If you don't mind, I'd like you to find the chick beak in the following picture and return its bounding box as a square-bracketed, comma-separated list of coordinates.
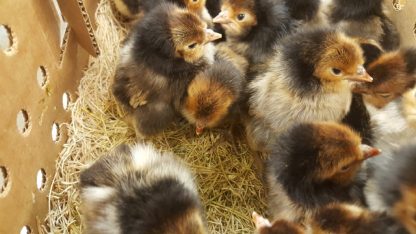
[360, 144, 381, 160]
[252, 211, 272, 229]
[205, 28, 222, 42]
[345, 66, 373, 83]
[195, 124, 205, 136]
[213, 10, 231, 24]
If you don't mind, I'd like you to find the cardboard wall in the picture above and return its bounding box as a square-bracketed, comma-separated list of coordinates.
[0, 0, 98, 233]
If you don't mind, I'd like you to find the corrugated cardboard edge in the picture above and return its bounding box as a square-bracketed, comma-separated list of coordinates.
[58, 0, 100, 57]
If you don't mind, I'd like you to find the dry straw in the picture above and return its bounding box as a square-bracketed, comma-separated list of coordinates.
[44, 0, 266, 233]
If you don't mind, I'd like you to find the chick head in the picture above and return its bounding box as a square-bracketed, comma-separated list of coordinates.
[252, 211, 305, 234]
[213, 0, 257, 38]
[182, 73, 235, 135]
[184, 0, 207, 14]
[170, 7, 222, 63]
[314, 33, 373, 85]
[354, 49, 416, 109]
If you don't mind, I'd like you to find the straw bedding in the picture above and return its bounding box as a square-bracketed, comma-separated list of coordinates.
[45, 1, 266, 233]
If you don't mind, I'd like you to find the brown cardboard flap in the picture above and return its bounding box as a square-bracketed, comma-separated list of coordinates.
[58, 0, 100, 57]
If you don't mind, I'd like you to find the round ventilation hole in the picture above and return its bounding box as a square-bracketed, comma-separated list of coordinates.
[62, 92, 71, 111]
[0, 25, 15, 54]
[36, 169, 47, 191]
[0, 166, 10, 195]
[16, 109, 30, 135]
[52, 122, 61, 143]
[37, 66, 48, 88]
[20, 226, 31, 234]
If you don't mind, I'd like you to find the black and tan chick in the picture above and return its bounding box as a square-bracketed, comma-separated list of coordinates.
[112, 3, 221, 138]
[365, 144, 416, 234]
[246, 28, 373, 152]
[283, 0, 321, 22]
[312, 203, 409, 234]
[354, 47, 416, 109]
[266, 122, 380, 223]
[113, 0, 213, 26]
[80, 143, 207, 234]
[252, 212, 305, 234]
[212, 0, 296, 65]
[180, 56, 245, 135]
[327, 0, 400, 51]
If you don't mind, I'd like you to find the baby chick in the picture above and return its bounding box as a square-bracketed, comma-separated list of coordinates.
[113, 0, 213, 26]
[327, 0, 400, 51]
[112, 3, 221, 138]
[283, 0, 320, 22]
[80, 143, 207, 234]
[266, 122, 380, 223]
[180, 56, 245, 135]
[354, 48, 416, 109]
[365, 144, 416, 234]
[252, 212, 305, 234]
[212, 0, 295, 64]
[312, 203, 409, 234]
[246, 28, 373, 152]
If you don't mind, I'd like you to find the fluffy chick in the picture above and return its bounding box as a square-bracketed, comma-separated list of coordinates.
[266, 122, 380, 223]
[113, 0, 212, 25]
[212, 0, 296, 64]
[180, 56, 245, 135]
[283, 0, 320, 22]
[312, 203, 409, 234]
[246, 28, 373, 152]
[354, 48, 416, 109]
[80, 144, 207, 234]
[252, 212, 305, 234]
[327, 0, 400, 51]
[112, 3, 221, 138]
[365, 144, 416, 233]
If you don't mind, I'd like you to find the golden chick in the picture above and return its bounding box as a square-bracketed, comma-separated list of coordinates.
[365, 144, 416, 234]
[252, 212, 305, 234]
[113, 0, 213, 26]
[327, 0, 400, 51]
[181, 56, 245, 135]
[80, 144, 207, 234]
[266, 122, 380, 223]
[212, 0, 295, 64]
[112, 3, 222, 138]
[312, 203, 409, 234]
[246, 28, 373, 152]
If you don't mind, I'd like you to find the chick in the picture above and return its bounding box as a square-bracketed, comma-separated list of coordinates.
[212, 0, 296, 65]
[112, 3, 221, 138]
[327, 0, 400, 51]
[252, 212, 305, 234]
[283, 0, 321, 22]
[365, 144, 416, 234]
[266, 122, 380, 223]
[312, 203, 409, 234]
[246, 28, 373, 152]
[113, 0, 213, 26]
[354, 48, 416, 109]
[180, 57, 245, 135]
[80, 143, 207, 234]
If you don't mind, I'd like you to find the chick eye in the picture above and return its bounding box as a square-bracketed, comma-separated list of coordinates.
[340, 165, 350, 172]
[377, 93, 392, 99]
[237, 13, 245, 21]
[331, 68, 342, 76]
[188, 43, 197, 49]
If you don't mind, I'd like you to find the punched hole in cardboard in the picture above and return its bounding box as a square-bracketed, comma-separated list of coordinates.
[52, 122, 61, 143]
[36, 169, 47, 191]
[20, 226, 31, 234]
[37, 66, 48, 88]
[0, 166, 10, 196]
[62, 92, 71, 111]
[16, 110, 31, 136]
[0, 24, 16, 54]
